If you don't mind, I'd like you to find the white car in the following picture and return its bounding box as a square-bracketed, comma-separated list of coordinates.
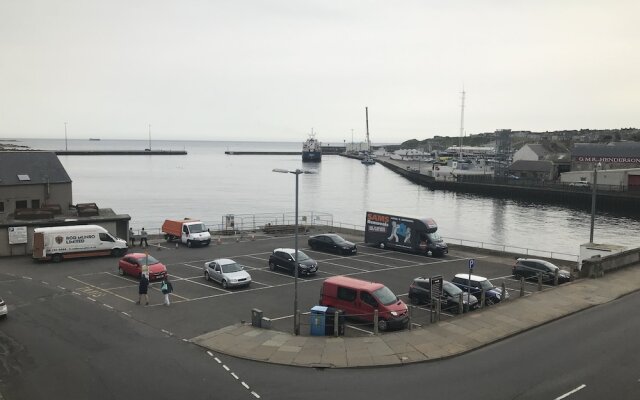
[569, 181, 590, 188]
[204, 258, 251, 289]
[0, 297, 7, 319]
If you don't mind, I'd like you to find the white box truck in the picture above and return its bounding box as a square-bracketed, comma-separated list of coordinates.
[33, 225, 128, 262]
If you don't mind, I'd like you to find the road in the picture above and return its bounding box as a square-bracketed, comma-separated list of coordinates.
[1, 267, 638, 399]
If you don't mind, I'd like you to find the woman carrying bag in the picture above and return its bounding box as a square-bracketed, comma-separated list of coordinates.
[160, 276, 174, 306]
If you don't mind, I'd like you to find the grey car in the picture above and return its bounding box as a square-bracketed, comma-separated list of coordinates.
[204, 258, 252, 289]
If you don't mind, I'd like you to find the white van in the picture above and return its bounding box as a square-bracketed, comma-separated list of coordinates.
[33, 225, 128, 262]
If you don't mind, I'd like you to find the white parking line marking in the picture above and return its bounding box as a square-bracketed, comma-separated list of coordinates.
[68, 276, 137, 303]
[554, 384, 586, 400]
[251, 391, 260, 398]
[103, 304, 113, 309]
[72, 292, 81, 296]
[241, 382, 249, 389]
[57, 286, 66, 290]
[42, 281, 49, 285]
[161, 329, 172, 336]
[121, 312, 131, 317]
[22, 276, 32, 280]
[87, 297, 96, 302]
[231, 372, 239, 380]
[346, 325, 374, 335]
[223, 365, 230, 371]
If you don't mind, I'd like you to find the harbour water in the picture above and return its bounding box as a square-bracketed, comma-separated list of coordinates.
[7, 138, 640, 256]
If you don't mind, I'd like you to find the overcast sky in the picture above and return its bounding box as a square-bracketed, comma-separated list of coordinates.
[1, 0, 638, 143]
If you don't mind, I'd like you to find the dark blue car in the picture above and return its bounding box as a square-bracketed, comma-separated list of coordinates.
[451, 274, 509, 305]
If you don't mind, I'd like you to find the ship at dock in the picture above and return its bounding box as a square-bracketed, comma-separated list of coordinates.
[302, 131, 322, 162]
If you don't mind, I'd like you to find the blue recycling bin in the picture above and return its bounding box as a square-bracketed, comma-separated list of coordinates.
[310, 306, 327, 336]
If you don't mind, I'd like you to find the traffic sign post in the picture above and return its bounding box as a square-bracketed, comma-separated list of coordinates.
[467, 259, 475, 312]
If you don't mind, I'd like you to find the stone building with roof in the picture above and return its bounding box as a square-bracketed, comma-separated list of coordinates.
[511, 142, 571, 180]
[0, 151, 130, 257]
[571, 142, 640, 171]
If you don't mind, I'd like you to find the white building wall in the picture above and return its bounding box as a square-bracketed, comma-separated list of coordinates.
[512, 145, 539, 162]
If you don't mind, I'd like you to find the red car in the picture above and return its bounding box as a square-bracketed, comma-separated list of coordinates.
[118, 253, 167, 281]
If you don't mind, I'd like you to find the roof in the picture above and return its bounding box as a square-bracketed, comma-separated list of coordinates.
[508, 160, 553, 173]
[0, 151, 71, 186]
[324, 275, 384, 290]
[453, 273, 489, 281]
[572, 142, 640, 158]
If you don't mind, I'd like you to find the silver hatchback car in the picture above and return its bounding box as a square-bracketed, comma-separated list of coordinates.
[204, 258, 252, 289]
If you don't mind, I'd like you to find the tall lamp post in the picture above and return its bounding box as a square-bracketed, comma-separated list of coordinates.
[589, 162, 602, 243]
[273, 168, 315, 335]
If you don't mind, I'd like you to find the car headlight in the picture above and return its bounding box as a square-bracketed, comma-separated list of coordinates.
[390, 311, 398, 317]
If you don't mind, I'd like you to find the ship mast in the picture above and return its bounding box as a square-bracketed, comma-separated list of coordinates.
[365, 107, 370, 152]
[459, 88, 465, 160]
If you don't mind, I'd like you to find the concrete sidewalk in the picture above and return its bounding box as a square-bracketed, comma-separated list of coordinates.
[191, 266, 640, 368]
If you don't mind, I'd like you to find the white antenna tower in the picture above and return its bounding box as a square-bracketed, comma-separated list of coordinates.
[459, 87, 465, 160]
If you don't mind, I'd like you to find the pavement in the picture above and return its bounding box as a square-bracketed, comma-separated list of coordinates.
[191, 265, 640, 368]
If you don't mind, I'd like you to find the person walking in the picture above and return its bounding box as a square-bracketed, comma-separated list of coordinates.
[129, 227, 136, 247]
[160, 276, 173, 306]
[139, 227, 148, 247]
[137, 273, 150, 305]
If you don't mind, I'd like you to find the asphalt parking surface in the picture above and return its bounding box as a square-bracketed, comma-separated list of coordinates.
[2, 233, 571, 339]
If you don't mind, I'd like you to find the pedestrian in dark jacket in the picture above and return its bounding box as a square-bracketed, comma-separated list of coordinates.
[137, 274, 149, 305]
[161, 276, 173, 306]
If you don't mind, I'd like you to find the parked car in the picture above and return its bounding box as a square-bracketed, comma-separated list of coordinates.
[451, 273, 509, 305]
[268, 248, 318, 275]
[0, 297, 7, 319]
[408, 277, 478, 313]
[204, 258, 251, 289]
[308, 234, 357, 255]
[118, 253, 167, 280]
[512, 258, 571, 284]
[569, 181, 590, 188]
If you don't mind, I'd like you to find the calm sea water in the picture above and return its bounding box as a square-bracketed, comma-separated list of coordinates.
[8, 138, 640, 256]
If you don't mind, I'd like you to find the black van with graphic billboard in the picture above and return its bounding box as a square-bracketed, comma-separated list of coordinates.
[364, 211, 448, 257]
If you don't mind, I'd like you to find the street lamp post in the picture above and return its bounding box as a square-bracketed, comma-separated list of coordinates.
[589, 162, 602, 243]
[273, 168, 315, 335]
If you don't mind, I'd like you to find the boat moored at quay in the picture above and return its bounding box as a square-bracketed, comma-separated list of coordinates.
[302, 132, 322, 162]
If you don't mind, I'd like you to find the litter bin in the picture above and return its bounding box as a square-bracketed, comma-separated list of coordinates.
[251, 308, 263, 328]
[324, 307, 345, 336]
[310, 306, 327, 336]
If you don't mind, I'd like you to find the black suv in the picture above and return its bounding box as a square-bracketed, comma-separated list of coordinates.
[268, 248, 318, 275]
[308, 234, 357, 255]
[408, 277, 478, 313]
[451, 274, 509, 305]
[512, 258, 571, 284]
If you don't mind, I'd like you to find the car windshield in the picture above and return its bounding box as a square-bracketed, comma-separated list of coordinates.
[138, 255, 159, 265]
[189, 223, 206, 233]
[294, 251, 310, 261]
[443, 281, 462, 295]
[221, 263, 242, 273]
[328, 235, 346, 243]
[373, 286, 398, 306]
[479, 279, 494, 290]
[427, 232, 441, 241]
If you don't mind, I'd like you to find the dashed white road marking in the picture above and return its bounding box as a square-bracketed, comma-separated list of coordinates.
[103, 304, 113, 309]
[121, 312, 131, 317]
[214, 357, 221, 364]
[251, 391, 260, 398]
[161, 329, 172, 336]
[42, 281, 49, 285]
[222, 364, 230, 371]
[555, 384, 586, 400]
[57, 286, 66, 290]
[206, 351, 213, 357]
[241, 382, 249, 390]
[22, 276, 32, 280]
[231, 372, 239, 380]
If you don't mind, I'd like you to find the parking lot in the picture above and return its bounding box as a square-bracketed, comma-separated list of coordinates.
[2, 232, 574, 339]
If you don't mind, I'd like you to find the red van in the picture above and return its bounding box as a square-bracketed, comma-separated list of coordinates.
[319, 276, 409, 331]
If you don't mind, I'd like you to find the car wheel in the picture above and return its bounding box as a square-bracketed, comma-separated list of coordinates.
[204, 271, 210, 281]
[378, 319, 388, 332]
[269, 261, 276, 271]
[187, 240, 192, 248]
[118, 267, 125, 276]
[51, 254, 63, 263]
[222, 280, 229, 289]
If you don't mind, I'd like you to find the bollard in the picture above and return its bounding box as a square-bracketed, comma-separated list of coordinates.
[175, 242, 178, 249]
[501, 282, 506, 302]
[334, 311, 339, 337]
[554, 269, 559, 286]
[373, 309, 379, 335]
[408, 305, 413, 331]
[436, 298, 441, 322]
[538, 272, 543, 291]
[251, 233, 256, 241]
[520, 277, 525, 297]
[458, 292, 464, 314]
[480, 289, 485, 309]
[217, 237, 222, 245]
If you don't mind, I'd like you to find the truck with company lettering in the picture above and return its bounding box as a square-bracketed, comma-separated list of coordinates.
[364, 211, 448, 257]
[161, 218, 211, 247]
[33, 225, 128, 262]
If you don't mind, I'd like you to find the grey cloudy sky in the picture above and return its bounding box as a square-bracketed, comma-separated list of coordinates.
[1, 0, 638, 143]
